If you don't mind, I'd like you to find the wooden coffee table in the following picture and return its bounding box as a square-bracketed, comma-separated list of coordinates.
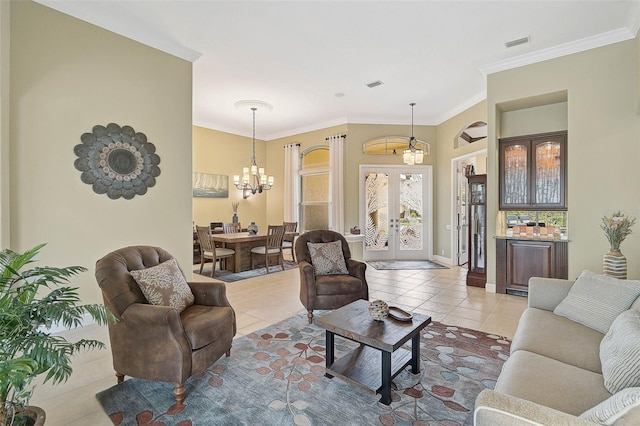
[315, 299, 431, 405]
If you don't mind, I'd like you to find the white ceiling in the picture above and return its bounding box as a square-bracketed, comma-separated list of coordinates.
[37, 1, 640, 140]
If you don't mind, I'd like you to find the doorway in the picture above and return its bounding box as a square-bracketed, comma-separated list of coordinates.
[451, 150, 486, 267]
[360, 165, 433, 261]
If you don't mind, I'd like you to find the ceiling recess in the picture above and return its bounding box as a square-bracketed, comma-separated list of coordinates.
[366, 80, 383, 88]
[505, 36, 530, 48]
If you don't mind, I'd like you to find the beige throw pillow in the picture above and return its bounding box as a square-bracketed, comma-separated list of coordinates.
[130, 258, 194, 312]
[553, 270, 640, 334]
[600, 310, 640, 394]
[307, 240, 348, 275]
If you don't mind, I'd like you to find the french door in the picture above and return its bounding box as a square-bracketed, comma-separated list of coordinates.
[360, 165, 433, 261]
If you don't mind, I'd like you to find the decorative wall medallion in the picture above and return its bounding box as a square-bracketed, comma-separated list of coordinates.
[73, 123, 161, 199]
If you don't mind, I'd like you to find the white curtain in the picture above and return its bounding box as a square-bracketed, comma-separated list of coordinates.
[283, 143, 300, 223]
[328, 134, 345, 234]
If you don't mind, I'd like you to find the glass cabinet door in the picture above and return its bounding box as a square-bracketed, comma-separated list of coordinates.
[499, 131, 567, 210]
[532, 136, 565, 208]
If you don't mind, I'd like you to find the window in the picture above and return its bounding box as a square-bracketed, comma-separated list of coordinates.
[300, 146, 329, 232]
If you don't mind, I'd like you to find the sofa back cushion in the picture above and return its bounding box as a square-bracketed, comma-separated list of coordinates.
[553, 270, 640, 334]
[600, 310, 640, 394]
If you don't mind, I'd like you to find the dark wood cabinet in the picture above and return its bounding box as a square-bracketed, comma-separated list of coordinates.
[466, 174, 486, 288]
[496, 238, 568, 294]
[499, 131, 567, 210]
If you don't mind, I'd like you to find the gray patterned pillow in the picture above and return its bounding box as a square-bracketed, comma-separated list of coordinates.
[130, 258, 194, 312]
[307, 240, 348, 275]
[553, 270, 640, 334]
[600, 310, 640, 394]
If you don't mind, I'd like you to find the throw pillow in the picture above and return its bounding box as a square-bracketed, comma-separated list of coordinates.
[553, 270, 640, 334]
[307, 240, 348, 275]
[600, 310, 640, 393]
[580, 387, 640, 425]
[130, 258, 194, 312]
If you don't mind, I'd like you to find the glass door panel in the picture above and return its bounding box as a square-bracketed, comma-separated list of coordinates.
[502, 143, 528, 206]
[362, 166, 432, 261]
[364, 172, 389, 252]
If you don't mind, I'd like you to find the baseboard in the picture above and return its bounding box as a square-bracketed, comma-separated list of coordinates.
[41, 312, 97, 334]
[432, 255, 452, 266]
[485, 282, 497, 293]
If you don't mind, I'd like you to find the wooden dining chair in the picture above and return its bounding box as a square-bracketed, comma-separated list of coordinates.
[250, 225, 286, 273]
[282, 221, 298, 262]
[196, 225, 235, 277]
[223, 223, 241, 233]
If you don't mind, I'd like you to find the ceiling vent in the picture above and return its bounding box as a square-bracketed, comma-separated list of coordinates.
[505, 36, 530, 48]
[366, 80, 383, 88]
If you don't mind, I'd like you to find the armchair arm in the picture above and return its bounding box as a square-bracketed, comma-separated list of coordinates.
[298, 260, 317, 308]
[188, 280, 231, 307]
[474, 389, 594, 426]
[528, 277, 575, 311]
[112, 303, 192, 382]
[346, 258, 366, 281]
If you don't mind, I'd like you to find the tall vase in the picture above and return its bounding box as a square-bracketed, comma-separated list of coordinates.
[603, 249, 627, 279]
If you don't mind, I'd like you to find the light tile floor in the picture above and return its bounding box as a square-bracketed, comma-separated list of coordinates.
[30, 265, 527, 425]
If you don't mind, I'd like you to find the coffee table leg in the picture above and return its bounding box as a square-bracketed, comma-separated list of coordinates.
[379, 350, 392, 405]
[325, 330, 334, 378]
[411, 333, 420, 374]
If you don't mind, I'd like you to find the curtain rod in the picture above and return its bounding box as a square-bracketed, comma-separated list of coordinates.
[325, 134, 347, 141]
[282, 143, 301, 148]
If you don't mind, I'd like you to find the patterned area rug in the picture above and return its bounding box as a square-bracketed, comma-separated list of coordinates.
[193, 260, 297, 282]
[368, 260, 449, 270]
[96, 313, 510, 425]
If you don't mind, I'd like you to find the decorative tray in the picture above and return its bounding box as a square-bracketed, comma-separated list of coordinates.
[388, 306, 413, 322]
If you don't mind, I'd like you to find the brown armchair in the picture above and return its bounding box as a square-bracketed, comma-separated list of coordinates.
[95, 246, 236, 405]
[295, 230, 368, 324]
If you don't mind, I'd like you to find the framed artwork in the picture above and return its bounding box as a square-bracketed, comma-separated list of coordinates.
[193, 173, 229, 198]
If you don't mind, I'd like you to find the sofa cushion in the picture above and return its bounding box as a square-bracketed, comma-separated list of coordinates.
[180, 305, 234, 350]
[511, 307, 604, 373]
[553, 270, 640, 334]
[130, 258, 194, 312]
[580, 387, 640, 425]
[601, 310, 640, 393]
[495, 350, 611, 416]
[315, 274, 363, 295]
[307, 240, 348, 275]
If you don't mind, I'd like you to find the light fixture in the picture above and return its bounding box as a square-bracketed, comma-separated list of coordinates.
[233, 106, 274, 199]
[403, 102, 424, 165]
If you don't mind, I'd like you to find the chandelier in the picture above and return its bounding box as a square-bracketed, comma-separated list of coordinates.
[233, 106, 274, 199]
[403, 102, 424, 165]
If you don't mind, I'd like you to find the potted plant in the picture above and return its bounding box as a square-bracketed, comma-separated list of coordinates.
[0, 243, 112, 425]
[601, 210, 636, 279]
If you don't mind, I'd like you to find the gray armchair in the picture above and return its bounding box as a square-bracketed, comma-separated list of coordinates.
[295, 230, 368, 324]
[95, 246, 236, 405]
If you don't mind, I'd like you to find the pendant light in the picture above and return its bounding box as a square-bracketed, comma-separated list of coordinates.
[403, 102, 424, 165]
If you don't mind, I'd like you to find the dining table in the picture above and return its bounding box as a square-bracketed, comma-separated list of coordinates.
[212, 231, 298, 273]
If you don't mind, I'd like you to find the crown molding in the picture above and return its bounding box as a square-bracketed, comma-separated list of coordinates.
[480, 27, 635, 75]
[263, 117, 349, 141]
[434, 90, 487, 124]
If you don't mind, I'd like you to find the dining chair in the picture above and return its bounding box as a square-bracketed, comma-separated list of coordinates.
[282, 221, 298, 262]
[223, 222, 241, 233]
[250, 225, 286, 273]
[196, 225, 235, 277]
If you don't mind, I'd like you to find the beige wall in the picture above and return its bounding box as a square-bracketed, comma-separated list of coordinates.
[193, 126, 268, 231]
[7, 2, 194, 304]
[487, 38, 640, 284]
[0, 1, 9, 248]
[434, 100, 488, 260]
[500, 101, 568, 137]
